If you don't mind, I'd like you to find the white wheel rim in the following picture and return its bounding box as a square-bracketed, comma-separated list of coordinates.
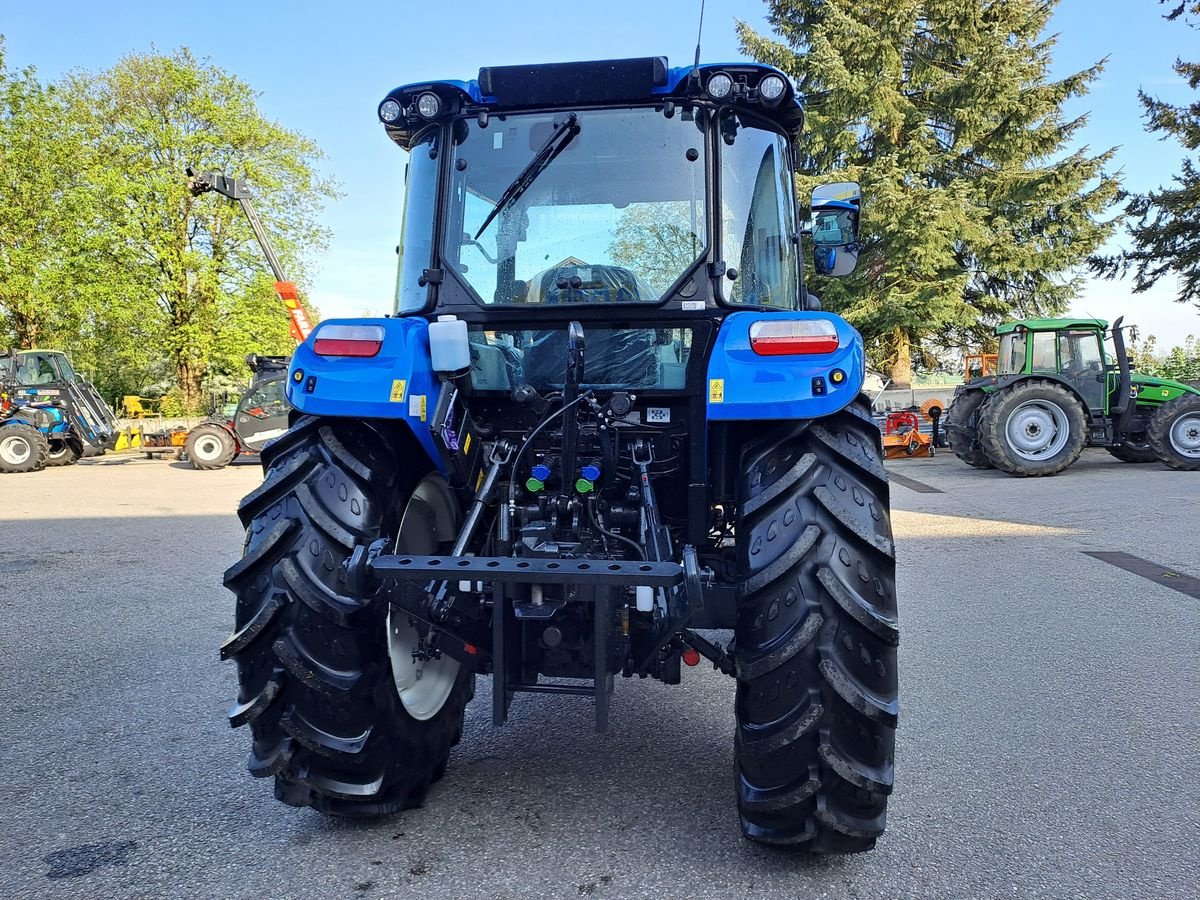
[1006, 400, 1070, 460]
[48, 440, 68, 460]
[387, 610, 460, 720]
[386, 474, 460, 720]
[1, 434, 32, 465]
[1169, 413, 1200, 458]
[192, 435, 224, 461]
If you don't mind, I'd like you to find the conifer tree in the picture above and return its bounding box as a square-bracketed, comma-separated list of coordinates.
[1113, 1, 1200, 308]
[739, 0, 1120, 384]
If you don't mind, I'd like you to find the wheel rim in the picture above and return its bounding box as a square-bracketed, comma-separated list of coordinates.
[1005, 400, 1070, 460]
[1169, 413, 1200, 459]
[192, 434, 224, 461]
[386, 474, 460, 721]
[0, 434, 32, 465]
[48, 440, 67, 460]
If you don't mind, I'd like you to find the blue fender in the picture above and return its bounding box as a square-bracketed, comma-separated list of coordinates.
[705, 311, 865, 420]
[286, 317, 441, 467]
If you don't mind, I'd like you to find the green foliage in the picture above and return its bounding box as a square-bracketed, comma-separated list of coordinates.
[1105, 2, 1200, 308]
[608, 203, 702, 296]
[738, 1, 1120, 383]
[0, 42, 333, 412]
[1133, 333, 1200, 382]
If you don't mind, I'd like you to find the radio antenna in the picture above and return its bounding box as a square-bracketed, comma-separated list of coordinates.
[693, 0, 707, 74]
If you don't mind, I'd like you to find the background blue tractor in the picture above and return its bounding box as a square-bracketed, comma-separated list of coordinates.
[222, 58, 898, 852]
[0, 349, 120, 473]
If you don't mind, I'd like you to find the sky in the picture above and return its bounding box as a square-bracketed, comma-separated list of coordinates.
[3, 0, 1198, 345]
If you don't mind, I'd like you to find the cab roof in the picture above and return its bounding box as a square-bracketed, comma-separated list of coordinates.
[995, 318, 1107, 335]
[380, 56, 802, 150]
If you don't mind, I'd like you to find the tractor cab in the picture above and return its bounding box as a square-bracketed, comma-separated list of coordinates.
[993, 318, 1113, 415]
[231, 355, 289, 451]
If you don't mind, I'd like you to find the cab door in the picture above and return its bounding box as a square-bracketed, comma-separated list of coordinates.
[1057, 330, 1107, 413]
[234, 376, 290, 451]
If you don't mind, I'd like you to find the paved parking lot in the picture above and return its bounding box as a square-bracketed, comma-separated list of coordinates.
[0, 450, 1197, 899]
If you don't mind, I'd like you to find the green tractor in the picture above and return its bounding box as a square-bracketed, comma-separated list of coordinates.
[945, 316, 1200, 476]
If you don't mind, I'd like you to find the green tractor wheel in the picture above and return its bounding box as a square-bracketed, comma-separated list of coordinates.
[978, 380, 1086, 477]
[1147, 394, 1200, 471]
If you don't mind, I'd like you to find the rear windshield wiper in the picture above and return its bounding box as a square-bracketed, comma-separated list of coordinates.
[474, 113, 580, 240]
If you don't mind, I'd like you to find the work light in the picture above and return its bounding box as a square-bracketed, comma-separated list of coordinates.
[706, 72, 733, 99]
[416, 92, 441, 119]
[758, 74, 787, 103]
[379, 99, 402, 123]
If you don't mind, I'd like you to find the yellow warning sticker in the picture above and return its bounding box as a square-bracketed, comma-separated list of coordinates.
[709, 379, 725, 403]
[463, 432, 473, 455]
[390, 379, 407, 403]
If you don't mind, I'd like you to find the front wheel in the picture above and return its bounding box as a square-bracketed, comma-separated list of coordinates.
[734, 398, 898, 853]
[222, 417, 473, 816]
[185, 424, 237, 470]
[1147, 395, 1200, 471]
[0, 424, 50, 474]
[978, 381, 1086, 476]
[46, 437, 83, 467]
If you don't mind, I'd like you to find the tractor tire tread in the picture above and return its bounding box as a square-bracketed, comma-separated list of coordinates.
[734, 394, 897, 853]
[977, 379, 1086, 477]
[0, 424, 50, 474]
[1146, 394, 1200, 470]
[945, 390, 993, 469]
[224, 417, 472, 817]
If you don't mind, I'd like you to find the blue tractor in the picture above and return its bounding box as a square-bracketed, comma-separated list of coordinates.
[0, 349, 120, 473]
[223, 58, 898, 852]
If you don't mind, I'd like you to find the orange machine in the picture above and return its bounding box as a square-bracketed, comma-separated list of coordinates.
[881, 409, 933, 458]
[965, 353, 998, 381]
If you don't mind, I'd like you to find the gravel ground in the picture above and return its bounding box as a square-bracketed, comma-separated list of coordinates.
[0, 449, 1197, 899]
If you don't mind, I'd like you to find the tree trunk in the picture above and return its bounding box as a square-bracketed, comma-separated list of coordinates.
[889, 330, 912, 388]
[13, 318, 40, 350]
[177, 356, 205, 414]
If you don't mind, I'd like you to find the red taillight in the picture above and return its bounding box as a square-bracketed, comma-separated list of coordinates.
[313, 325, 384, 358]
[682, 648, 701, 667]
[749, 320, 840, 356]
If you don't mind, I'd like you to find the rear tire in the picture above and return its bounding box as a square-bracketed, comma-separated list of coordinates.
[944, 391, 993, 468]
[734, 397, 898, 853]
[1147, 394, 1200, 471]
[185, 424, 237, 470]
[978, 380, 1086, 477]
[46, 437, 83, 467]
[222, 416, 473, 816]
[0, 424, 50, 474]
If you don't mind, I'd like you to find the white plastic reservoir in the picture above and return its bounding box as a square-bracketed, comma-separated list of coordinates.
[429, 314, 470, 373]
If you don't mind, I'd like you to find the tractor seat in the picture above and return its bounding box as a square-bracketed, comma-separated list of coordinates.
[538, 264, 641, 305]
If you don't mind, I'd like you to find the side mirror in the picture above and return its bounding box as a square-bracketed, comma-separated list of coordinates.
[810, 181, 861, 277]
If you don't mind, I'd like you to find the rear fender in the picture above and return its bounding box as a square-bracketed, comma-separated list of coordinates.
[705, 311, 864, 420]
[286, 317, 440, 467]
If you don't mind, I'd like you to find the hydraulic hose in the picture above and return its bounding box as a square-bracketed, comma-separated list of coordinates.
[586, 498, 645, 561]
[505, 390, 595, 547]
